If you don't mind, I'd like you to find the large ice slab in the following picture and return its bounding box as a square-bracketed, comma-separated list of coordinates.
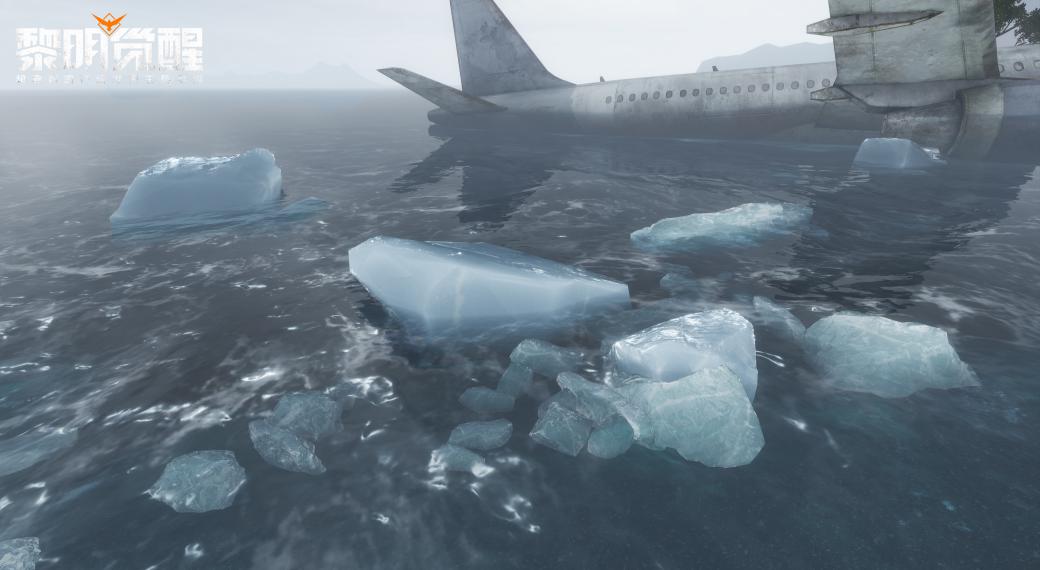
[448, 419, 513, 451]
[529, 402, 593, 457]
[111, 149, 283, 224]
[608, 309, 759, 399]
[804, 314, 979, 398]
[0, 428, 77, 478]
[148, 450, 246, 513]
[0, 538, 40, 570]
[853, 138, 944, 170]
[510, 340, 585, 378]
[349, 237, 630, 329]
[619, 367, 764, 468]
[631, 203, 811, 249]
[249, 420, 326, 475]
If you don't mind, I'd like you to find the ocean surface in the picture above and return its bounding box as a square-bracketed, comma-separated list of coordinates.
[0, 91, 1038, 569]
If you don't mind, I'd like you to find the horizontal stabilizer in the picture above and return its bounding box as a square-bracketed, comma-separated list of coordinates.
[379, 68, 506, 114]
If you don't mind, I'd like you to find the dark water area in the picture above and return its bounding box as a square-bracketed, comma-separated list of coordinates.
[0, 90, 1038, 569]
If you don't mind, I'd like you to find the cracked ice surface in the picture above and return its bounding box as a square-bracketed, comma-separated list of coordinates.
[148, 451, 246, 513]
[0, 537, 40, 570]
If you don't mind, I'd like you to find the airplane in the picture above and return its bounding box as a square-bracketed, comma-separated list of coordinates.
[380, 0, 1040, 161]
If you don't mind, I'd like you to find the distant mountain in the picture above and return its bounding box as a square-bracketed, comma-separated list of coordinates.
[696, 43, 834, 73]
[204, 63, 379, 90]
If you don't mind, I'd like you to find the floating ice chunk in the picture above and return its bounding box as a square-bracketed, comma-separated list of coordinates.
[853, 138, 944, 170]
[537, 389, 580, 419]
[556, 373, 650, 440]
[269, 392, 342, 440]
[752, 296, 806, 342]
[149, 451, 246, 513]
[587, 416, 635, 459]
[459, 387, 515, 414]
[348, 237, 630, 329]
[0, 428, 77, 478]
[608, 309, 759, 399]
[619, 367, 764, 468]
[111, 149, 283, 224]
[804, 314, 979, 398]
[496, 363, 534, 398]
[430, 445, 493, 477]
[530, 402, 593, 457]
[631, 203, 811, 249]
[510, 340, 585, 378]
[0, 537, 40, 570]
[448, 419, 513, 451]
[249, 420, 326, 475]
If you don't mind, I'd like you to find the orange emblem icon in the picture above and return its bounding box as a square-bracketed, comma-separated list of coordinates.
[92, 12, 126, 36]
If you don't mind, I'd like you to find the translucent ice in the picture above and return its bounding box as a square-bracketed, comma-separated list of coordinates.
[556, 372, 650, 440]
[348, 237, 630, 329]
[269, 392, 343, 440]
[149, 450, 246, 513]
[537, 389, 580, 419]
[448, 419, 513, 451]
[496, 363, 534, 397]
[0, 428, 77, 478]
[587, 416, 635, 459]
[111, 149, 283, 224]
[631, 203, 811, 249]
[249, 420, 326, 475]
[509, 340, 585, 378]
[459, 387, 515, 414]
[853, 138, 944, 170]
[608, 309, 759, 399]
[804, 314, 979, 398]
[0, 537, 40, 570]
[619, 367, 764, 468]
[430, 444, 493, 477]
[529, 402, 593, 457]
[752, 296, 806, 342]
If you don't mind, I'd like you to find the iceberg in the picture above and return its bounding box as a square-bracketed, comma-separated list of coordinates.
[0, 537, 40, 570]
[619, 367, 764, 468]
[448, 419, 513, 451]
[111, 149, 283, 224]
[348, 237, 630, 329]
[148, 450, 246, 513]
[0, 428, 77, 478]
[587, 416, 635, 459]
[631, 203, 811, 249]
[608, 309, 759, 399]
[853, 138, 944, 170]
[459, 387, 515, 414]
[249, 420, 326, 475]
[804, 314, 979, 398]
[509, 340, 585, 378]
[496, 363, 534, 398]
[529, 402, 593, 457]
[430, 444, 493, 477]
[269, 392, 343, 440]
[752, 296, 806, 342]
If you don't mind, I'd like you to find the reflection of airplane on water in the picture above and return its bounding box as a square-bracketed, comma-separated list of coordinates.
[382, 0, 1040, 161]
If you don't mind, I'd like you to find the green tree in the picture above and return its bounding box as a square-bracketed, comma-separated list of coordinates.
[994, 0, 1040, 45]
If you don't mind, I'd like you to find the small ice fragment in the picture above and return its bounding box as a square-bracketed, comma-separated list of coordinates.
[0, 537, 40, 570]
[496, 363, 534, 397]
[536, 389, 580, 418]
[619, 367, 764, 468]
[852, 138, 944, 170]
[555, 373, 649, 441]
[530, 402, 593, 457]
[587, 416, 635, 459]
[269, 392, 343, 440]
[148, 451, 246, 513]
[348, 237, 630, 329]
[608, 309, 759, 399]
[0, 428, 77, 478]
[448, 419, 513, 451]
[631, 203, 811, 249]
[248, 420, 326, 475]
[752, 296, 806, 342]
[431, 444, 492, 476]
[111, 149, 283, 224]
[510, 340, 584, 378]
[459, 387, 515, 414]
[804, 314, 979, 398]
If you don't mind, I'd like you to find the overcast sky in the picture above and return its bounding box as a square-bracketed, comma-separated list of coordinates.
[4, 0, 839, 85]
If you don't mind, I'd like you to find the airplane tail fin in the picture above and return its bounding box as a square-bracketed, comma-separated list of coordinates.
[450, 0, 572, 96]
[379, 68, 505, 114]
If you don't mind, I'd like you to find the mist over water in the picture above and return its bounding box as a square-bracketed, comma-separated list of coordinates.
[0, 91, 1038, 569]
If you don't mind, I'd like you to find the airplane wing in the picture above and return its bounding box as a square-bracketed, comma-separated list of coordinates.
[379, 68, 506, 114]
[809, 0, 999, 85]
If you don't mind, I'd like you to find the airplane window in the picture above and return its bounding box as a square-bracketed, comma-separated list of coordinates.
[1035, 60, 1040, 69]
[748, 85, 755, 93]
[1014, 61, 1025, 71]
[762, 83, 770, 92]
[641, 92, 648, 100]
[999, 64, 1005, 73]
[680, 89, 688, 97]
[629, 94, 636, 102]
[777, 82, 785, 90]
[653, 91, 661, 99]
[806, 80, 815, 88]
[733, 86, 741, 94]
[720, 87, 728, 94]
[606, 96, 613, 104]
[706, 88, 713, 95]
[693, 88, 700, 96]
[822, 78, 832, 87]
[791, 81, 800, 89]
[666, 90, 673, 98]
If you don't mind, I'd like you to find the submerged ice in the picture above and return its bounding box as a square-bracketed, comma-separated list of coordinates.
[110, 148, 283, 224]
[853, 138, 944, 170]
[459, 387, 515, 414]
[348, 237, 630, 329]
[804, 314, 979, 398]
[249, 420, 326, 475]
[0, 428, 77, 478]
[430, 444, 493, 477]
[631, 202, 811, 249]
[448, 419, 513, 451]
[250, 392, 341, 474]
[149, 450, 246, 513]
[509, 340, 585, 378]
[752, 296, 806, 342]
[0, 538, 40, 570]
